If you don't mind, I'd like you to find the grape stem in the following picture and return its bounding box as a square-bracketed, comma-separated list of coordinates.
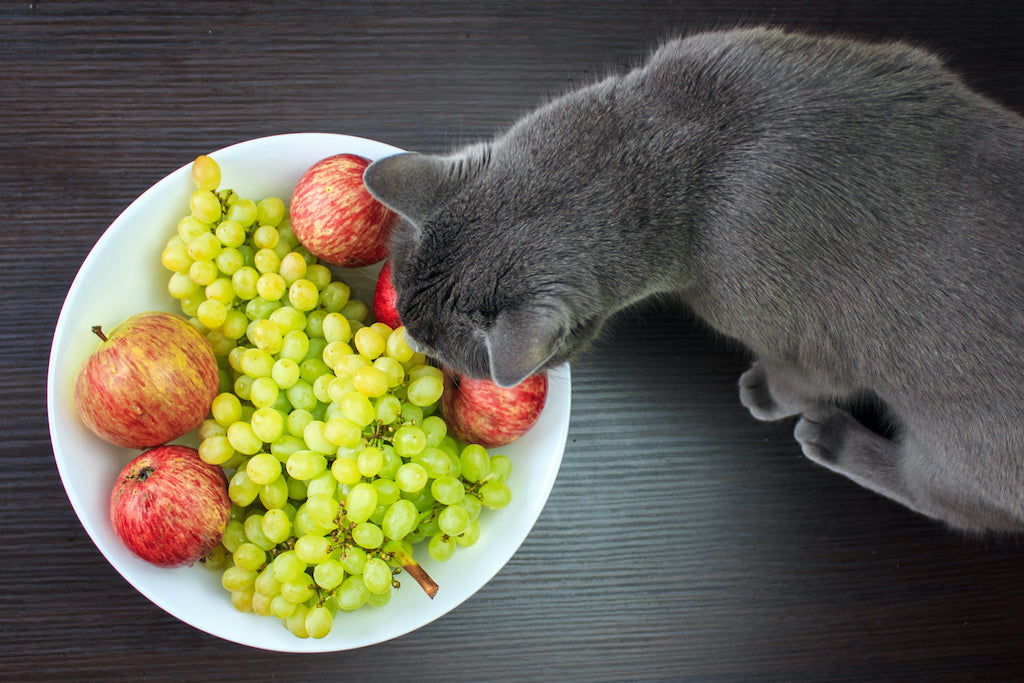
[385, 542, 438, 599]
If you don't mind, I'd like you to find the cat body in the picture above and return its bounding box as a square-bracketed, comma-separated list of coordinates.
[363, 27, 1024, 533]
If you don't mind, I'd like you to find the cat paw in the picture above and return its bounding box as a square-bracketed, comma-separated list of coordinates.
[739, 361, 801, 421]
[794, 407, 855, 467]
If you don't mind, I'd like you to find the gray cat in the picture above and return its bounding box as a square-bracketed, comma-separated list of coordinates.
[362, 27, 1024, 533]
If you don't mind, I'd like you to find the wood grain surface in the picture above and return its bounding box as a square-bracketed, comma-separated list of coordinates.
[4, 2, 1024, 680]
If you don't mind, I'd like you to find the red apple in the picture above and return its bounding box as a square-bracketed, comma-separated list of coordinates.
[290, 153, 398, 267]
[110, 445, 230, 568]
[373, 260, 402, 328]
[74, 311, 219, 449]
[441, 371, 548, 448]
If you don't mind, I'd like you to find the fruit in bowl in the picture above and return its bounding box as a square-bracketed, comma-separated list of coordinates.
[46, 133, 571, 653]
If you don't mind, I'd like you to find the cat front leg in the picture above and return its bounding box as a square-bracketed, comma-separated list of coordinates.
[739, 359, 820, 421]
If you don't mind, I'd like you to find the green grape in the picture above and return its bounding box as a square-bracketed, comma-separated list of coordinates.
[252, 224, 279, 249]
[280, 329, 310, 362]
[271, 357, 301, 389]
[339, 545, 367, 576]
[256, 272, 286, 301]
[191, 154, 221, 191]
[341, 299, 369, 323]
[254, 567, 282, 598]
[251, 591, 273, 617]
[249, 376, 280, 409]
[382, 498, 418, 540]
[339, 390, 375, 427]
[271, 433, 306, 461]
[227, 421, 262, 455]
[458, 495, 482, 522]
[361, 557, 392, 595]
[244, 513, 276, 551]
[406, 374, 443, 407]
[344, 482, 378, 524]
[287, 450, 328, 481]
[271, 550, 307, 583]
[245, 296, 281, 321]
[249, 319, 283, 353]
[331, 456, 361, 486]
[353, 326, 385, 359]
[487, 454, 512, 483]
[334, 353, 370, 377]
[197, 419, 226, 441]
[286, 408, 314, 438]
[221, 520, 246, 553]
[271, 595, 298, 620]
[259, 475, 289, 510]
[372, 478, 401, 506]
[366, 588, 392, 608]
[253, 247, 280, 274]
[356, 446, 384, 478]
[251, 406, 285, 443]
[269, 306, 307, 335]
[305, 309, 327, 338]
[478, 481, 512, 509]
[378, 445, 403, 480]
[305, 605, 333, 639]
[232, 266, 259, 300]
[246, 452, 282, 486]
[393, 424, 427, 458]
[303, 420, 337, 455]
[221, 565, 257, 592]
[413, 446, 451, 478]
[230, 587, 256, 613]
[352, 522, 384, 549]
[336, 575, 369, 612]
[187, 231, 222, 261]
[395, 462, 428, 493]
[313, 559, 346, 590]
[190, 189, 222, 223]
[294, 534, 332, 564]
[280, 574, 316, 605]
[205, 277, 235, 305]
[305, 470, 337, 498]
[232, 542, 267, 572]
[460, 444, 491, 482]
[215, 247, 245, 275]
[189, 259, 218, 286]
[455, 518, 482, 547]
[228, 469, 260, 506]
[227, 198, 258, 227]
[215, 219, 246, 248]
[168, 271, 201, 299]
[177, 215, 209, 242]
[318, 281, 350, 312]
[279, 251, 307, 285]
[373, 356, 405, 389]
[399, 402, 423, 426]
[211, 392, 243, 427]
[256, 197, 285, 227]
[384, 326, 415, 363]
[240, 348, 273, 378]
[319, 341, 351, 371]
[353, 365, 389, 398]
[197, 440, 235, 466]
[374, 395, 402, 425]
[306, 264, 332, 291]
[437, 504, 470, 536]
[285, 603, 310, 638]
[288, 278, 320, 311]
[430, 475, 465, 506]
[287, 380, 317, 412]
[428, 533, 456, 562]
[161, 238, 192, 272]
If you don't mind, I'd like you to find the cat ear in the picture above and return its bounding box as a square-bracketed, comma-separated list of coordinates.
[363, 152, 457, 224]
[482, 305, 564, 388]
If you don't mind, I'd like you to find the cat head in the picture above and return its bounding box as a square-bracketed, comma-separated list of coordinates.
[363, 146, 601, 387]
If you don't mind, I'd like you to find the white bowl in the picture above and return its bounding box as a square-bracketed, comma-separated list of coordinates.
[46, 133, 571, 652]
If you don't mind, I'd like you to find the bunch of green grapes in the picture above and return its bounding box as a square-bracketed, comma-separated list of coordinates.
[159, 155, 513, 639]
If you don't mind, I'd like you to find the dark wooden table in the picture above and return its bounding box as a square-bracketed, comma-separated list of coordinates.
[5, 2, 1024, 680]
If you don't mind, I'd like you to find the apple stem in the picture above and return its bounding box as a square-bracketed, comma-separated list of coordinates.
[91, 325, 108, 342]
